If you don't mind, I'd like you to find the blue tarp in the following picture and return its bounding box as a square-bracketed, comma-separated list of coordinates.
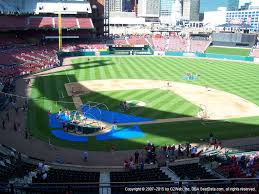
[96, 125, 144, 141]
[49, 104, 153, 129]
[49, 104, 148, 142]
[51, 126, 144, 142]
[81, 104, 153, 124]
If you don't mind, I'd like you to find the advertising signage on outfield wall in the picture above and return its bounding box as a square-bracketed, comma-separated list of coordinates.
[111, 44, 146, 47]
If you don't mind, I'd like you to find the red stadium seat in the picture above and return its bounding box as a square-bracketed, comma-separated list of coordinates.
[28, 17, 53, 28]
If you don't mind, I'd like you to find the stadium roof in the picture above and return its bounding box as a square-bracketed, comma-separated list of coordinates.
[0, 16, 94, 30]
[0, 0, 92, 14]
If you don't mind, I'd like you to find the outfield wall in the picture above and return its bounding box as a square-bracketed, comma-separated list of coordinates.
[254, 58, 259, 63]
[59, 46, 153, 57]
[165, 52, 254, 62]
[59, 51, 96, 57]
[108, 45, 153, 55]
[58, 50, 255, 62]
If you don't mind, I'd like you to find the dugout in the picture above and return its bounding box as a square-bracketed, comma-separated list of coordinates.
[212, 32, 256, 48]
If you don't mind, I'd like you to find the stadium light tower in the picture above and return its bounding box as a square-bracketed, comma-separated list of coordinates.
[58, 12, 62, 51]
[104, 0, 110, 36]
[58, 1, 63, 51]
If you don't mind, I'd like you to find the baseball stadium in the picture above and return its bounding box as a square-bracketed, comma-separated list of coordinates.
[0, 0, 259, 193]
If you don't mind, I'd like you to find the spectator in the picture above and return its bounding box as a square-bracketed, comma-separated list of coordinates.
[191, 146, 197, 157]
[0, 160, 5, 167]
[14, 122, 17, 131]
[38, 162, 43, 171]
[42, 164, 49, 173]
[124, 160, 129, 170]
[83, 151, 88, 162]
[163, 144, 167, 154]
[213, 139, 218, 149]
[15, 106, 19, 114]
[2, 119, 5, 129]
[18, 152, 22, 162]
[25, 130, 29, 139]
[151, 144, 156, 152]
[129, 159, 135, 170]
[178, 145, 182, 156]
[6, 112, 9, 121]
[140, 160, 144, 171]
[134, 151, 139, 164]
[209, 132, 214, 143]
[17, 122, 21, 132]
[171, 144, 175, 157]
[25, 99, 28, 108]
[217, 140, 222, 149]
[42, 173, 48, 180]
[110, 144, 115, 153]
[240, 155, 246, 169]
[186, 143, 190, 156]
[129, 156, 133, 163]
[231, 155, 237, 164]
[22, 104, 26, 112]
[29, 171, 37, 179]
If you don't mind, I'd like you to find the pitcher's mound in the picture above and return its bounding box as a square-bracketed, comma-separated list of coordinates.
[126, 100, 146, 108]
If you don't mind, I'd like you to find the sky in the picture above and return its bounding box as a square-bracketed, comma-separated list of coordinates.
[200, 0, 252, 13]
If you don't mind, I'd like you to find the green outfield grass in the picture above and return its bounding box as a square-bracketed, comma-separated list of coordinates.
[206, 46, 251, 56]
[27, 56, 259, 151]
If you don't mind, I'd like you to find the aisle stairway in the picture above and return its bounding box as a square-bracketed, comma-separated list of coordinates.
[160, 166, 179, 181]
[99, 171, 111, 194]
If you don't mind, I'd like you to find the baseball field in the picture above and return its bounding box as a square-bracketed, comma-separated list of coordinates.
[27, 56, 259, 151]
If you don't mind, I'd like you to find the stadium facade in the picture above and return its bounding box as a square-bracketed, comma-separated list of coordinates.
[204, 7, 259, 31]
[226, 9, 259, 30]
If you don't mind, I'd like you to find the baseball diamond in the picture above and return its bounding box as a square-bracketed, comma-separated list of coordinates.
[26, 56, 259, 151]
